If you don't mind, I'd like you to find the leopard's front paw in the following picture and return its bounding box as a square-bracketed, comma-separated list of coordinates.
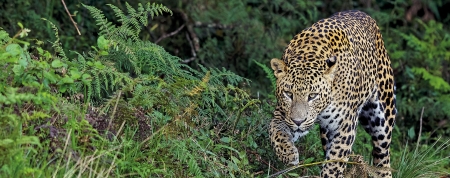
[288, 155, 299, 165]
[286, 144, 299, 165]
[274, 140, 299, 165]
[270, 120, 300, 165]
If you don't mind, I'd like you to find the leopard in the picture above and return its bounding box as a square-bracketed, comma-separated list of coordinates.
[269, 10, 396, 178]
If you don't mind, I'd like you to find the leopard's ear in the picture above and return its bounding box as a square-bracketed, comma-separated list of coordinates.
[270, 58, 287, 79]
[324, 56, 338, 80]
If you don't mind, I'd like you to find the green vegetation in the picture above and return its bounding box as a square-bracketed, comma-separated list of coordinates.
[0, 0, 449, 177]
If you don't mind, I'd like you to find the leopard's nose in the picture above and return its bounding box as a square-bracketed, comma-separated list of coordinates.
[292, 119, 305, 126]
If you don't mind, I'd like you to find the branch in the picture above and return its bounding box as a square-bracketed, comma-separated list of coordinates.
[155, 24, 185, 44]
[61, 0, 81, 35]
[182, 32, 197, 63]
[194, 21, 235, 29]
[269, 159, 365, 178]
[176, 9, 200, 51]
[415, 107, 424, 153]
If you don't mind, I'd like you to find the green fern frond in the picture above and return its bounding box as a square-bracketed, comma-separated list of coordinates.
[171, 139, 203, 177]
[254, 60, 276, 91]
[83, 2, 173, 76]
[42, 18, 68, 61]
[107, 40, 190, 78]
[185, 64, 250, 117]
[81, 4, 116, 37]
[84, 2, 171, 41]
[108, 3, 139, 41]
[81, 2, 249, 121]
[411, 67, 450, 92]
[149, 3, 172, 18]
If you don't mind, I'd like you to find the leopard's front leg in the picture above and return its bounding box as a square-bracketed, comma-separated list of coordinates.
[269, 118, 299, 165]
[319, 112, 357, 178]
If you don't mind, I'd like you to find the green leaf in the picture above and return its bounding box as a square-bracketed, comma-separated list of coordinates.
[408, 127, 415, 140]
[247, 136, 257, 148]
[36, 47, 43, 54]
[62, 76, 74, 84]
[304, 157, 314, 164]
[93, 61, 105, 69]
[82, 73, 91, 80]
[58, 76, 74, 85]
[43, 51, 52, 59]
[6, 44, 21, 56]
[51, 60, 64, 68]
[81, 73, 92, 84]
[16, 136, 41, 146]
[70, 70, 81, 80]
[0, 139, 14, 147]
[18, 52, 28, 67]
[230, 156, 240, 164]
[220, 137, 230, 143]
[43, 71, 58, 83]
[97, 35, 109, 50]
[287, 173, 300, 177]
[0, 52, 17, 62]
[12, 65, 24, 75]
[99, 50, 109, 56]
[59, 85, 67, 93]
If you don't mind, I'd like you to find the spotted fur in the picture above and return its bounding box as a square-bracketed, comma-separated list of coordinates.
[269, 10, 396, 178]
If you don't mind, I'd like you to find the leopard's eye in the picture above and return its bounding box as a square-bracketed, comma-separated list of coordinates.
[308, 93, 318, 101]
[283, 91, 293, 100]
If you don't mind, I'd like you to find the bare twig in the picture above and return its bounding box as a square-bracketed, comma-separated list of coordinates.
[176, 9, 200, 51]
[415, 107, 424, 152]
[194, 21, 235, 29]
[429, 120, 446, 138]
[269, 159, 366, 178]
[155, 24, 186, 44]
[61, 0, 81, 35]
[182, 32, 197, 63]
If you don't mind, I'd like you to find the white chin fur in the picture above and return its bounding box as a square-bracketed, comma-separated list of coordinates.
[292, 130, 309, 142]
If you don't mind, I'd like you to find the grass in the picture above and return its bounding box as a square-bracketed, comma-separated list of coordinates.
[393, 137, 450, 178]
[1, 88, 449, 178]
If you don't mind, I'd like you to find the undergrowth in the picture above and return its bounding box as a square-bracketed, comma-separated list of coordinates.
[0, 2, 267, 177]
[0, 1, 449, 178]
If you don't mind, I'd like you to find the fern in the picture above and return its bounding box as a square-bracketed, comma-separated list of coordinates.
[394, 19, 450, 122]
[171, 140, 203, 177]
[82, 3, 218, 112]
[411, 67, 450, 92]
[83, 3, 172, 76]
[107, 40, 190, 79]
[41, 18, 68, 61]
[82, 5, 114, 38]
[254, 60, 276, 92]
[187, 65, 249, 117]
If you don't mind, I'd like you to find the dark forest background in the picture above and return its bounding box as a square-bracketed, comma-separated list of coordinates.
[0, 0, 449, 177]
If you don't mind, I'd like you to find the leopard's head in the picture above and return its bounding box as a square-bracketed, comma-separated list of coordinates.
[270, 56, 337, 134]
